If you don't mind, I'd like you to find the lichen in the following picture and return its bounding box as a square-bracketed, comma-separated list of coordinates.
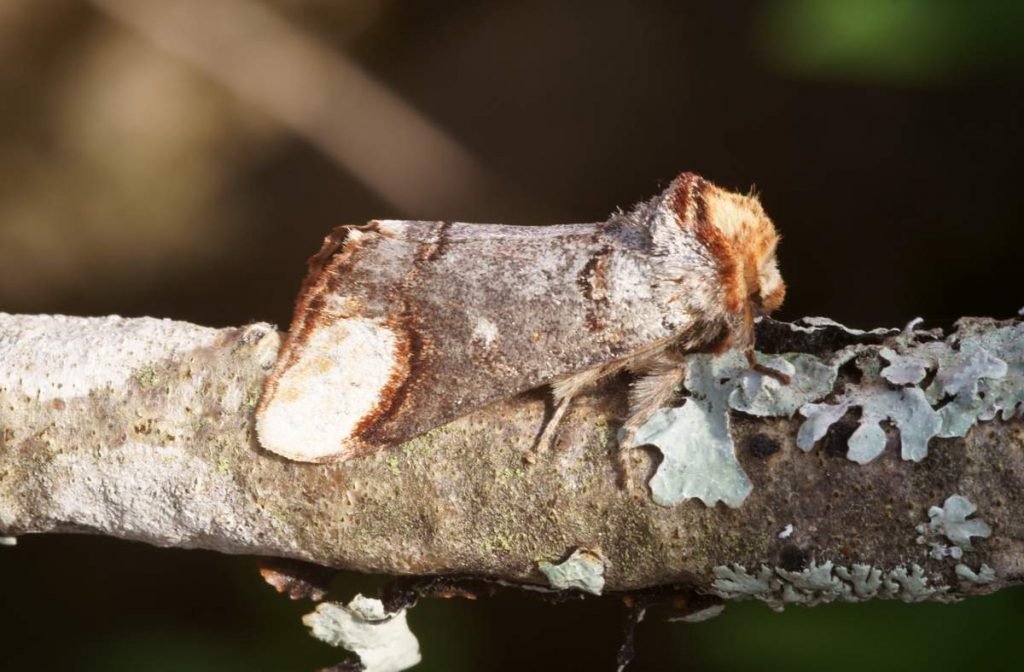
[635, 317, 934, 507]
[728, 353, 841, 417]
[955, 563, 996, 584]
[925, 494, 992, 551]
[883, 565, 946, 602]
[776, 561, 851, 603]
[798, 386, 941, 463]
[788, 316, 897, 337]
[711, 564, 776, 597]
[304, 595, 421, 672]
[537, 547, 607, 595]
[834, 564, 883, 598]
[635, 349, 837, 508]
[712, 561, 949, 610]
[634, 402, 752, 508]
[926, 322, 1024, 434]
[797, 321, 1022, 464]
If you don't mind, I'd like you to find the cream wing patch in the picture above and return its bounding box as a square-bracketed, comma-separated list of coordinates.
[256, 318, 407, 462]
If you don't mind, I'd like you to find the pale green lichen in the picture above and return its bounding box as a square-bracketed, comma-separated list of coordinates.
[537, 547, 607, 595]
[634, 319, 905, 508]
[728, 352, 842, 417]
[304, 595, 421, 672]
[926, 494, 992, 551]
[711, 564, 776, 597]
[712, 561, 949, 610]
[881, 339, 1011, 437]
[634, 402, 751, 508]
[834, 564, 883, 598]
[776, 561, 850, 599]
[789, 316, 897, 337]
[799, 386, 941, 463]
[635, 349, 837, 508]
[925, 323, 1024, 434]
[799, 321, 1022, 464]
[955, 563, 996, 584]
[636, 318, 1019, 507]
[919, 537, 963, 561]
[883, 565, 946, 602]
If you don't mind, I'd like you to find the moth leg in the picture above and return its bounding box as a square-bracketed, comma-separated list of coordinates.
[620, 365, 686, 449]
[606, 365, 685, 489]
[532, 398, 572, 456]
[532, 366, 607, 455]
[745, 347, 791, 384]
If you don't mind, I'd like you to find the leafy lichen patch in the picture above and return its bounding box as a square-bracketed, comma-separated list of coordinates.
[799, 386, 941, 463]
[955, 562, 996, 584]
[633, 316, 987, 508]
[925, 494, 992, 551]
[538, 547, 607, 595]
[634, 402, 752, 508]
[304, 595, 421, 672]
[883, 565, 948, 602]
[796, 320, 1023, 465]
[729, 353, 839, 418]
[789, 317, 897, 337]
[635, 348, 837, 508]
[927, 322, 1024, 434]
[834, 564, 883, 598]
[712, 561, 950, 610]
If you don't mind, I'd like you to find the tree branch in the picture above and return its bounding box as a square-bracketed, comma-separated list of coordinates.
[1, 312, 1021, 612]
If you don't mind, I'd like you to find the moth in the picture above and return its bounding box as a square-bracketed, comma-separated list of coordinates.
[256, 172, 786, 462]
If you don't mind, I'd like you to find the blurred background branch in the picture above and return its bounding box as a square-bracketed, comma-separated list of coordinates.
[90, 0, 516, 217]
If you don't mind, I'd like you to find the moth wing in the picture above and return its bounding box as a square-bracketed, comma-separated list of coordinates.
[257, 187, 723, 462]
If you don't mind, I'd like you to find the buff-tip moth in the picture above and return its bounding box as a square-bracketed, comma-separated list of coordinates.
[256, 172, 786, 462]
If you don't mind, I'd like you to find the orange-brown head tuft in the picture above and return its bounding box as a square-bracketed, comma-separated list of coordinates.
[671, 173, 785, 322]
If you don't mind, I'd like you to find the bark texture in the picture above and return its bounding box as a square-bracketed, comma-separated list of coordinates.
[1, 312, 1021, 606]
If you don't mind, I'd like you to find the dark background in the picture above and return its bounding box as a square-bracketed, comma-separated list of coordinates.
[1, 1, 1022, 670]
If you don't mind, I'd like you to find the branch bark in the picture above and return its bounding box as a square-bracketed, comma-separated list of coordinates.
[1, 312, 1021, 611]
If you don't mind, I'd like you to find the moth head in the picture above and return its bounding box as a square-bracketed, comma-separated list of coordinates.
[674, 174, 786, 319]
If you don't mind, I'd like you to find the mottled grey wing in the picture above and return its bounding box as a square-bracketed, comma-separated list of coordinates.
[257, 199, 717, 461]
